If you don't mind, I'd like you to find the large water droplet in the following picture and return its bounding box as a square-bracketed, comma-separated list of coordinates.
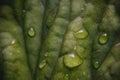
[63, 53, 83, 68]
[27, 27, 35, 37]
[39, 60, 47, 69]
[93, 61, 100, 69]
[99, 33, 108, 44]
[74, 29, 88, 39]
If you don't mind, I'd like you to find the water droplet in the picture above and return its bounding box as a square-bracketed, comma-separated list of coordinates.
[64, 74, 69, 80]
[99, 33, 108, 44]
[64, 53, 83, 68]
[11, 39, 15, 45]
[27, 27, 35, 37]
[39, 60, 47, 69]
[74, 29, 88, 39]
[93, 61, 100, 69]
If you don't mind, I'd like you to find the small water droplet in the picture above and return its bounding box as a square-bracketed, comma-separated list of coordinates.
[74, 29, 88, 39]
[11, 40, 15, 45]
[69, 53, 75, 57]
[64, 74, 69, 80]
[93, 61, 100, 69]
[64, 53, 83, 68]
[39, 60, 47, 69]
[27, 27, 35, 37]
[99, 33, 108, 44]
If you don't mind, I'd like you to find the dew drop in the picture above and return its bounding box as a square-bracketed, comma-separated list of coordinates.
[99, 33, 108, 44]
[63, 53, 83, 68]
[74, 29, 88, 39]
[27, 27, 35, 37]
[93, 61, 100, 69]
[39, 60, 46, 69]
[11, 39, 16, 45]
